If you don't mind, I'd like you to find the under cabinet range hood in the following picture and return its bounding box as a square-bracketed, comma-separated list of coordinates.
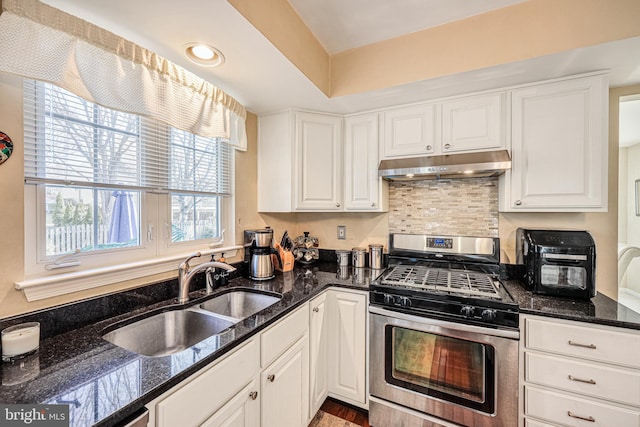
[378, 149, 511, 181]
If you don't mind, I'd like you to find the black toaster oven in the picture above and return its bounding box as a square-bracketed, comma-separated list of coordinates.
[516, 228, 596, 299]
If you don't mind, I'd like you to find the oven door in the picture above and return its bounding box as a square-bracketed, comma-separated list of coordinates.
[369, 306, 519, 427]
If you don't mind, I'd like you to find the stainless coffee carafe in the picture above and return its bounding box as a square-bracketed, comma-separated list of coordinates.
[244, 228, 278, 280]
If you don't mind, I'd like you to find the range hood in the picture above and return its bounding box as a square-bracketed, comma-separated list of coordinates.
[378, 149, 511, 181]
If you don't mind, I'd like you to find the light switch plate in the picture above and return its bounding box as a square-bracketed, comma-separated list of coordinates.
[337, 225, 346, 240]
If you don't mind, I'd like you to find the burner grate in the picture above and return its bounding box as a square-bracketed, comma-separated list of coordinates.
[381, 265, 501, 299]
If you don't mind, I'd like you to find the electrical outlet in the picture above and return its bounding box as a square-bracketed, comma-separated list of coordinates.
[337, 225, 346, 240]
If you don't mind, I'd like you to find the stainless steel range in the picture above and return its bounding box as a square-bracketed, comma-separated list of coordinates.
[369, 234, 519, 427]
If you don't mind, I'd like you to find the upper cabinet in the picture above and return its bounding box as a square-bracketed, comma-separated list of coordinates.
[258, 110, 387, 213]
[441, 92, 506, 153]
[382, 103, 438, 158]
[381, 92, 506, 159]
[294, 112, 343, 210]
[499, 73, 608, 212]
[344, 113, 388, 211]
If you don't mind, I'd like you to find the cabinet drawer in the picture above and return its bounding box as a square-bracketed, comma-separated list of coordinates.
[526, 317, 640, 368]
[525, 386, 640, 427]
[526, 352, 640, 406]
[261, 303, 309, 367]
[525, 419, 556, 427]
[156, 338, 259, 427]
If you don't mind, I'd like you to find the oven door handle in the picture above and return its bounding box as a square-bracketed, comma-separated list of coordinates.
[369, 306, 520, 340]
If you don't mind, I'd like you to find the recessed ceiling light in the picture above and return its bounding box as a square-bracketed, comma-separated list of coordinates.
[184, 43, 225, 67]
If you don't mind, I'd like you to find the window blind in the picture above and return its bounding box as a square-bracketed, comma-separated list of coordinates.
[24, 80, 232, 196]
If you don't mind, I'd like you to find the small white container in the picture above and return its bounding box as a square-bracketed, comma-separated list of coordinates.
[2, 322, 40, 362]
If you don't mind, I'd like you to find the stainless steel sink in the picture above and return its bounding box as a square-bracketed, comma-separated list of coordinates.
[103, 309, 234, 357]
[199, 290, 281, 320]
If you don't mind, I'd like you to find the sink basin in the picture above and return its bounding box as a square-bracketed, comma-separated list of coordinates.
[199, 291, 281, 320]
[103, 309, 234, 357]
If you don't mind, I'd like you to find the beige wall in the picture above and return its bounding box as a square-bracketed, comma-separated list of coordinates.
[228, 0, 640, 98]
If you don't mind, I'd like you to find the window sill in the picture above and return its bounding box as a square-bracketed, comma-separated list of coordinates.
[15, 245, 242, 302]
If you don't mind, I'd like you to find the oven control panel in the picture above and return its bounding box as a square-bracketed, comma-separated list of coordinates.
[426, 237, 453, 249]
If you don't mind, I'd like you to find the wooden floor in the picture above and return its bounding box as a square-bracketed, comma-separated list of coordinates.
[320, 398, 371, 427]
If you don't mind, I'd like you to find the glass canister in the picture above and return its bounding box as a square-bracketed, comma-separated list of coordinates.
[369, 244, 384, 269]
[352, 247, 366, 268]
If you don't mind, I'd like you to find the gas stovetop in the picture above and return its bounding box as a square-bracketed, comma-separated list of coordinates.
[379, 263, 501, 299]
[370, 234, 519, 329]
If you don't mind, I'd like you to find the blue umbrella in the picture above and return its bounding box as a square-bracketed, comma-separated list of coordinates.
[108, 191, 138, 243]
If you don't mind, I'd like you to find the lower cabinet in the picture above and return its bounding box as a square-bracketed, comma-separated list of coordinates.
[328, 289, 368, 408]
[261, 335, 310, 427]
[309, 292, 329, 419]
[144, 291, 368, 427]
[149, 338, 260, 427]
[201, 380, 260, 427]
[521, 314, 640, 427]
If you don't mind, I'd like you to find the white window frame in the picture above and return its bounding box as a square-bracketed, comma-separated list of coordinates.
[19, 82, 239, 301]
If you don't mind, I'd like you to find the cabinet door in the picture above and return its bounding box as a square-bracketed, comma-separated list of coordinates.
[294, 112, 343, 210]
[441, 92, 505, 153]
[309, 292, 329, 420]
[328, 290, 367, 407]
[344, 113, 386, 211]
[502, 74, 608, 211]
[201, 380, 260, 427]
[383, 103, 438, 159]
[262, 335, 310, 427]
[257, 112, 293, 212]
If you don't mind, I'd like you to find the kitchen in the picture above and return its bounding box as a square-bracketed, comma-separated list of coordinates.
[0, 0, 639, 426]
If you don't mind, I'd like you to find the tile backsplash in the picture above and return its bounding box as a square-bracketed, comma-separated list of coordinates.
[388, 177, 499, 237]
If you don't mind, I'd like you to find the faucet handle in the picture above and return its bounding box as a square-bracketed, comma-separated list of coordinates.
[181, 252, 202, 271]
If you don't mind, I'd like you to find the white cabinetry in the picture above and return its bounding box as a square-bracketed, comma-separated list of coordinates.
[200, 380, 260, 427]
[258, 111, 386, 212]
[294, 112, 343, 210]
[382, 92, 506, 160]
[261, 335, 310, 427]
[257, 111, 341, 212]
[383, 103, 438, 158]
[260, 304, 310, 427]
[441, 92, 505, 153]
[521, 315, 640, 427]
[150, 338, 260, 427]
[309, 292, 329, 420]
[500, 73, 608, 212]
[344, 113, 388, 211]
[328, 289, 368, 408]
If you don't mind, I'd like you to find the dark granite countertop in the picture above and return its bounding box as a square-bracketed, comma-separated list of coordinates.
[3, 260, 640, 427]
[502, 279, 640, 330]
[0, 263, 372, 427]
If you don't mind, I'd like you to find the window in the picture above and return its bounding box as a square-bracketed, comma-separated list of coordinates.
[23, 81, 234, 276]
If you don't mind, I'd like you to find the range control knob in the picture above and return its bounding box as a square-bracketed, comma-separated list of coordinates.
[400, 297, 412, 307]
[460, 306, 475, 318]
[383, 294, 395, 305]
[481, 309, 497, 322]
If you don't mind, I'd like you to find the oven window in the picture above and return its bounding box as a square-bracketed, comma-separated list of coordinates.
[385, 325, 495, 413]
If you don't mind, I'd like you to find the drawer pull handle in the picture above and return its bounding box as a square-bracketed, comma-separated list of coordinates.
[568, 375, 596, 385]
[568, 340, 596, 349]
[249, 391, 258, 400]
[313, 307, 319, 313]
[268, 374, 276, 382]
[567, 411, 595, 422]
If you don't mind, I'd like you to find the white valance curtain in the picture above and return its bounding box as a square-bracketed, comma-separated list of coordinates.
[0, 0, 247, 150]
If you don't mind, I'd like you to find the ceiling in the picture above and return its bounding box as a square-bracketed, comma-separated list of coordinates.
[288, 0, 527, 53]
[39, 0, 640, 116]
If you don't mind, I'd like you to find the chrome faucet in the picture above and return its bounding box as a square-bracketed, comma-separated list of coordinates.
[177, 252, 237, 304]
